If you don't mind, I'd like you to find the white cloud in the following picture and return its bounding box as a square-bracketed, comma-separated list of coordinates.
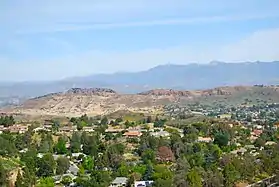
[16, 13, 279, 33]
[1, 27, 278, 81]
[1, 0, 279, 33]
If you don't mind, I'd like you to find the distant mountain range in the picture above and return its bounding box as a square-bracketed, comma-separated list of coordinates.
[0, 61, 279, 106]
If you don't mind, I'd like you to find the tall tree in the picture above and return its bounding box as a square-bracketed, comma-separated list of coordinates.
[143, 162, 154, 181]
[0, 161, 7, 187]
[37, 153, 56, 177]
[223, 163, 239, 187]
[70, 132, 81, 153]
[56, 157, 70, 175]
[54, 137, 67, 154]
[36, 177, 55, 187]
[186, 168, 202, 187]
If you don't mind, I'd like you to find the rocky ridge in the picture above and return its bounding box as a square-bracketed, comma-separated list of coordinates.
[5, 85, 279, 117]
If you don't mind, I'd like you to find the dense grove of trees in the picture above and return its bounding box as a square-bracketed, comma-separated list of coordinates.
[0, 115, 15, 127]
[1, 114, 279, 186]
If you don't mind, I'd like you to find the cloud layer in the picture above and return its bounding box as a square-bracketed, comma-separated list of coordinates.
[0, 0, 279, 81]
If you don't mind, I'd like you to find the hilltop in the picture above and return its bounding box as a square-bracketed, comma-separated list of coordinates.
[0, 61, 278, 107]
[4, 85, 279, 117]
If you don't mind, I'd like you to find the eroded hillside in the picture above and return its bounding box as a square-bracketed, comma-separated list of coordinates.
[5, 86, 279, 117]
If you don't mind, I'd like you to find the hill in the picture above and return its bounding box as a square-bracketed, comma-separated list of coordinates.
[4, 85, 279, 117]
[0, 61, 278, 106]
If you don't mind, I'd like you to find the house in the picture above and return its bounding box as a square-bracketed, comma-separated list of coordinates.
[72, 152, 86, 158]
[198, 137, 213, 143]
[134, 181, 154, 187]
[244, 145, 256, 150]
[33, 127, 51, 132]
[231, 148, 247, 155]
[265, 141, 276, 146]
[0, 125, 5, 134]
[124, 131, 142, 138]
[150, 130, 170, 138]
[59, 126, 77, 133]
[8, 125, 28, 134]
[82, 126, 95, 132]
[252, 129, 263, 137]
[43, 124, 53, 131]
[217, 114, 231, 119]
[110, 177, 128, 187]
[105, 128, 125, 133]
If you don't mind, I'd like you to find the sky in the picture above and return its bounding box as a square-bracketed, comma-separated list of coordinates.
[1, 0, 279, 81]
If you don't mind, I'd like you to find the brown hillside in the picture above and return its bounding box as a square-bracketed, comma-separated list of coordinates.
[5, 85, 279, 117]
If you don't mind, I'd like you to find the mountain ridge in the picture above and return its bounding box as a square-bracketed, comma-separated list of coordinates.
[4, 85, 279, 117]
[0, 61, 278, 105]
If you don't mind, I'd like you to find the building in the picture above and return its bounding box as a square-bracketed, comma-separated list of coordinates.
[150, 130, 170, 138]
[198, 137, 213, 143]
[252, 129, 263, 137]
[82, 126, 95, 132]
[110, 177, 128, 187]
[134, 181, 154, 187]
[124, 131, 142, 138]
[0, 125, 5, 134]
[59, 126, 77, 133]
[105, 128, 125, 133]
[8, 125, 28, 134]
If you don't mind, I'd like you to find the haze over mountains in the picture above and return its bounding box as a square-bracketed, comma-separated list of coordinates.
[0, 61, 279, 106]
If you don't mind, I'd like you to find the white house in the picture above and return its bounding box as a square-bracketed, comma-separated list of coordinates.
[110, 177, 128, 187]
[134, 181, 154, 187]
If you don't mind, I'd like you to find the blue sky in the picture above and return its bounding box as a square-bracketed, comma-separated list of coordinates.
[1, 0, 279, 81]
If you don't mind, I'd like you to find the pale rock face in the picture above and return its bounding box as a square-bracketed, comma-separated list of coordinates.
[5, 86, 279, 117]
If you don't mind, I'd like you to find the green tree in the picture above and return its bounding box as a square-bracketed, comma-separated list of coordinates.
[213, 133, 229, 148]
[143, 162, 154, 181]
[117, 162, 129, 177]
[56, 157, 70, 175]
[82, 135, 98, 157]
[100, 117, 108, 125]
[115, 118, 123, 124]
[0, 161, 7, 187]
[142, 149, 156, 164]
[20, 148, 37, 174]
[77, 121, 87, 131]
[54, 136, 67, 154]
[37, 153, 56, 177]
[21, 167, 36, 187]
[15, 170, 24, 187]
[0, 136, 17, 156]
[203, 170, 224, 187]
[70, 132, 81, 153]
[153, 178, 173, 187]
[146, 116, 152, 123]
[61, 175, 72, 186]
[36, 177, 55, 187]
[82, 156, 94, 171]
[152, 165, 173, 181]
[187, 168, 202, 187]
[223, 163, 239, 187]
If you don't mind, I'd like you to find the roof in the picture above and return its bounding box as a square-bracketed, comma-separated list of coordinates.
[198, 137, 213, 142]
[134, 181, 154, 187]
[111, 177, 128, 184]
[124, 131, 142, 137]
[265, 141, 276, 146]
[105, 128, 125, 133]
[253, 129, 263, 136]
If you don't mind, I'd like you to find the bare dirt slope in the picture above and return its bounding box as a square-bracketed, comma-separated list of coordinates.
[5, 86, 279, 117]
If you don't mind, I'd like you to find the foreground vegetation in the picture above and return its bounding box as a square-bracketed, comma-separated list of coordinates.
[1, 108, 279, 187]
